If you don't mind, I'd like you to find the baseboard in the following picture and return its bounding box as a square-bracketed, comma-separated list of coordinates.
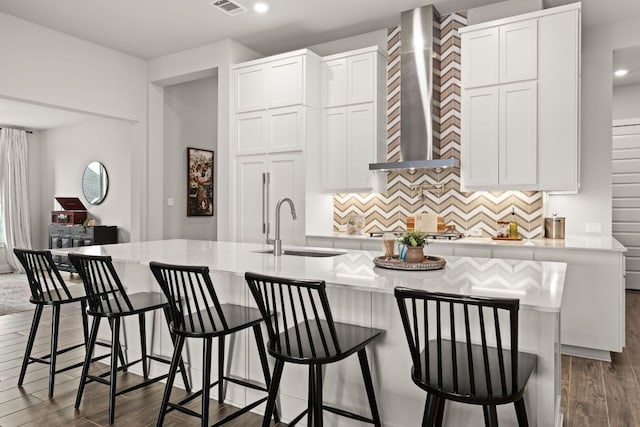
[0, 264, 12, 274]
[561, 344, 612, 362]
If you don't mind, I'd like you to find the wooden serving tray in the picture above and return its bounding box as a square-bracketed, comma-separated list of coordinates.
[491, 236, 523, 241]
[373, 255, 446, 271]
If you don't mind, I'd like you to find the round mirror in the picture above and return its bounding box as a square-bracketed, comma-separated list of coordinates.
[82, 161, 109, 205]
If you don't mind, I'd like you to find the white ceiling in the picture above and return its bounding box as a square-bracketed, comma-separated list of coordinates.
[613, 45, 640, 88]
[0, 0, 639, 129]
[0, 0, 533, 59]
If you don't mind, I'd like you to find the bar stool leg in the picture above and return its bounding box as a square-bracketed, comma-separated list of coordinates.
[308, 364, 315, 426]
[262, 359, 284, 427]
[314, 364, 323, 427]
[422, 393, 440, 427]
[80, 299, 89, 346]
[253, 325, 280, 422]
[139, 313, 148, 379]
[514, 398, 529, 427]
[163, 306, 191, 392]
[108, 317, 121, 425]
[18, 305, 43, 386]
[76, 316, 101, 409]
[156, 334, 186, 427]
[218, 335, 225, 404]
[483, 405, 498, 427]
[357, 348, 381, 427]
[435, 398, 445, 427]
[202, 337, 213, 427]
[48, 305, 61, 399]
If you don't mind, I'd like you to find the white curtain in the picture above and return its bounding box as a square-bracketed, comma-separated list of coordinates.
[0, 128, 32, 272]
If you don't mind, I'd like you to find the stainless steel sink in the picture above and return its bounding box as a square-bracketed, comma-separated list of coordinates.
[253, 248, 346, 257]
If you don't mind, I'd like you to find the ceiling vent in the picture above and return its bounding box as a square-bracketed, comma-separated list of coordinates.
[210, 0, 247, 16]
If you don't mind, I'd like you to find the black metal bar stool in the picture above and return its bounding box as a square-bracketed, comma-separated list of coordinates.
[69, 253, 191, 425]
[394, 288, 537, 427]
[150, 262, 279, 427]
[245, 272, 383, 427]
[13, 248, 111, 399]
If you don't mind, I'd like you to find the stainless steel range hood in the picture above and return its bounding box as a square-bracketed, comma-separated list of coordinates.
[369, 5, 459, 172]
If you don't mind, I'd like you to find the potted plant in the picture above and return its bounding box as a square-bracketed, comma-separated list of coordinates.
[398, 231, 428, 263]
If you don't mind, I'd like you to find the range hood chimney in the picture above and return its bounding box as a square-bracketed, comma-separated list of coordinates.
[369, 5, 459, 172]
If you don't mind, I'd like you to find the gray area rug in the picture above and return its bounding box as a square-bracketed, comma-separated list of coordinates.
[0, 273, 33, 315]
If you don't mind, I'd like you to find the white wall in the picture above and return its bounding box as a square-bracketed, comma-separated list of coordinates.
[546, 10, 640, 235]
[613, 83, 640, 121]
[308, 29, 388, 56]
[39, 118, 133, 245]
[163, 76, 218, 240]
[0, 12, 146, 122]
[146, 39, 261, 242]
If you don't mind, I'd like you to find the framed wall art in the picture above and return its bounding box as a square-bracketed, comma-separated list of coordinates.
[187, 147, 214, 216]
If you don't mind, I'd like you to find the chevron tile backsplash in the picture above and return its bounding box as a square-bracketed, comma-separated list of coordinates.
[333, 13, 544, 239]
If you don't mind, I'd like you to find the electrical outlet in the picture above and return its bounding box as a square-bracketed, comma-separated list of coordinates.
[167, 198, 175, 207]
[467, 228, 482, 237]
[585, 222, 602, 233]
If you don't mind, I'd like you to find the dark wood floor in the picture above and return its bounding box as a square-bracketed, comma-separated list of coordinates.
[2, 285, 640, 426]
[0, 303, 285, 426]
[561, 290, 640, 427]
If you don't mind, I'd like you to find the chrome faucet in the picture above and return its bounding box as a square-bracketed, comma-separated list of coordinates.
[273, 198, 297, 256]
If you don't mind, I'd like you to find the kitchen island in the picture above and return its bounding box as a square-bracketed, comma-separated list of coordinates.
[58, 239, 566, 426]
[309, 233, 626, 361]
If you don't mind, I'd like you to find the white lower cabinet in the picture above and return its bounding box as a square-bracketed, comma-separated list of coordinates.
[236, 153, 305, 246]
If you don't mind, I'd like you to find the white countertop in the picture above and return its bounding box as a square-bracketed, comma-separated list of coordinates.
[57, 239, 566, 313]
[308, 233, 627, 252]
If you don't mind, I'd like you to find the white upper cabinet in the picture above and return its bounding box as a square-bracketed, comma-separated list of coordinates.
[461, 28, 499, 88]
[320, 46, 386, 193]
[233, 49, 320, 114]
[232, 50, 321, 155]
[460, 3, 580, 192]
[461, 87, 499, 187]
[499, 20, 538, 83]
[499, 81, 537, 187]
[235, 65, 267, 112]
[323, 58, 348, 107]
[269, 56, 304, 109]
[461, 19, 536, 88]
[323, 52, 376, 107]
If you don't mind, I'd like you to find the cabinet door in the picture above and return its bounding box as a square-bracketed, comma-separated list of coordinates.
[461, 87, 499, 188]
[537, 10, 579, 191]
[269, 56, 303, 109]
[235, 65, 266, 113]
[347, 104, 374, 189]
[236, 156, 267, 243]
[499, 82, 537, 187]
[268, 153, 306, 246]
[234, 111, 267, 154]
[323, 58, 348, 107]
[322, 107, 348, 190]
[269, 106, 303, 152]
[500, 19, 537, 83]
[461, 28, 499, 88]
[348, 52, 375, 104]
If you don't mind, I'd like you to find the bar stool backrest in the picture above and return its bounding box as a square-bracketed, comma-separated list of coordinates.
[394, 288, 520, 399]
[14, 249, 73, 302]
[245, 272, 341, 358]
[149, 262, 228, 333]
[68, 253, 133, 313]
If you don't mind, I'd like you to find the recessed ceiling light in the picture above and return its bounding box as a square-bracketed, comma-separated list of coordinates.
[253, 2, 269, 13]
[614, 69, 629, 77]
